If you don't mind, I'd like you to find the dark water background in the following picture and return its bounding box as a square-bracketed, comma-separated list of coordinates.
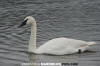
[0, 0, 100, 66]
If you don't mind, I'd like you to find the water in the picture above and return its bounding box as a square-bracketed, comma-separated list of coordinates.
[0, 0, 100, 66]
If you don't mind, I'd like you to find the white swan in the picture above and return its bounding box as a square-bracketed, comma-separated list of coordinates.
[18, 16, 96, 55]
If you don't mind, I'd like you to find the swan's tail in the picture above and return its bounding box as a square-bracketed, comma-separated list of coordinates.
[87, 41, 96, 46]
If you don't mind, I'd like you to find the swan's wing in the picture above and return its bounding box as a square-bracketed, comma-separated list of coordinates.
[36, 37, 87, 55]
[36, 37, 95, 55]
[36, 38, 68, 54]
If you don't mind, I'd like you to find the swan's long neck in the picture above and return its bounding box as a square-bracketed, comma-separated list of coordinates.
[28, 21, 37, 52]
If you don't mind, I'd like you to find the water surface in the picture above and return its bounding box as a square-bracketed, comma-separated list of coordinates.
[0, 0, 100, 66]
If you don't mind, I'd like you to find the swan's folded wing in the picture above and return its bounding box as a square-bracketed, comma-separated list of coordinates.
[36, 37, 82, 54]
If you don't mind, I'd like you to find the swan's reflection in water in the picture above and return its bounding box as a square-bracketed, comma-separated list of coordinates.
[28, 53, 79, 66]
[28, 52, 80, 66]
[28, 53, 36, 66]
[27, 50, 99, 66]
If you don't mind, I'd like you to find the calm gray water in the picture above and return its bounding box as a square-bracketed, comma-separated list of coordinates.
[0, 0, 100, 66]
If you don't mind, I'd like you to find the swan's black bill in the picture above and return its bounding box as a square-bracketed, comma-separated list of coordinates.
[18, 19, 28, 28]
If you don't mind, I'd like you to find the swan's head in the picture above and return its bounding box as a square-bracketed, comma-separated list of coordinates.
[18, 16, 36, 27]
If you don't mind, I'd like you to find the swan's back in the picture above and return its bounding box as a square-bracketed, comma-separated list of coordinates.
[35, 37, 95, 55]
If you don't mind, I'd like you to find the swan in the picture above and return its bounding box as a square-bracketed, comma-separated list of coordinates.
[18, 16, 96, 55]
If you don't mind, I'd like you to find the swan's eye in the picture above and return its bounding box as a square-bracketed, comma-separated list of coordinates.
[18, 19, 28, 28]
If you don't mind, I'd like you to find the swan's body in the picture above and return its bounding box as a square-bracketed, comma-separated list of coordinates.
[35, 38, 95, 55]
[19, 16, 96, 55]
